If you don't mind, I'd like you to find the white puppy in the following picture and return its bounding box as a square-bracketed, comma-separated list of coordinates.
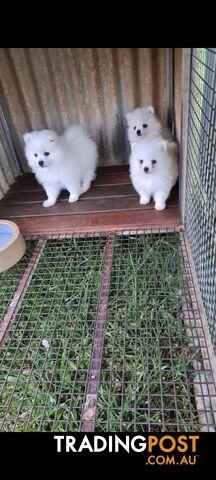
[23, 125, 98, 207]
[126, 106, 174, 144]
[129, 138, 178, 210]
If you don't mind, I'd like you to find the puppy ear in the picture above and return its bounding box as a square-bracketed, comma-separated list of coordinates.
[126, 112, 132, 123]
[131, 142, 138, 153]
[23, 132, 32, 144]
[147, 106, 155, 115]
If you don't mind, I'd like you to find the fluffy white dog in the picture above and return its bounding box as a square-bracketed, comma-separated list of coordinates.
[23, 125, 98, 207]
[129, 138, 178, 210]
[126, 106, 174, 144]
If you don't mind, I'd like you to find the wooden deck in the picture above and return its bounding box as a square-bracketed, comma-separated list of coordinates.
[0, 166, 179, 234]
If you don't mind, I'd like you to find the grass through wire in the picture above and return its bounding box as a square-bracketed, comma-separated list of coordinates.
[96, 232, 200, 431]
[0, 236, 106, 431]
[0, 232, 206, 432]
[0, 241, 37, 319]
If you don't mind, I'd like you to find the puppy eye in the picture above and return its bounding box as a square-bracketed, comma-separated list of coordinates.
[44, 152, 50, 156]
[143, 124, 148, 128]
[34, 153, 38, 157]
[152, 159, 157, 165]
[134, 126, 136, 130]
[139, 159, 144, 164]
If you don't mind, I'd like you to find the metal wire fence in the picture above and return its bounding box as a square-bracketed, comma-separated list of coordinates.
[0, 235, 107, 431]
[0, 241, 36, 320]
[0, 230, 215, 431]
[185, 48, 216, 351]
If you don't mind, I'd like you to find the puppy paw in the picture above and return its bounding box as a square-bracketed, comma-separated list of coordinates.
[43, 199, 56, 207]
[155, 202, 166, 211]
[140, 196, 150, 205]
[69, 193, 79, 203]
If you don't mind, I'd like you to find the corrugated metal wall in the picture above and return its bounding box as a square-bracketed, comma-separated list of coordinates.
[0, 131, 16, 200]
[0, 103, 21, 199]
[0, 48, 170, 178]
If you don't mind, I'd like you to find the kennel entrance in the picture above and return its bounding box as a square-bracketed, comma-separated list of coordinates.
[0, 48, 216, 432]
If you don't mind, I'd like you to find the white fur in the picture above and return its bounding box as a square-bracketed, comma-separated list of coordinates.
[129, 138, 178, 210]
[23, 125, 98, 207]
[126, 106, 174, 144]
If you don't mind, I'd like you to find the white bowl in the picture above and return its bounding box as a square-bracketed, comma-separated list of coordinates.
[0, 220, 26, 273]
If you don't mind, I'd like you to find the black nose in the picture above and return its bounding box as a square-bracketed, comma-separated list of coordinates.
[137, 130, 141, 136]
[144, 167, 149, 173]
[38, 160, 44, 167]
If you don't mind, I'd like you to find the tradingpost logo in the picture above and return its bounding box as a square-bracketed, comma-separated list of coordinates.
[54, 434, 199, 465]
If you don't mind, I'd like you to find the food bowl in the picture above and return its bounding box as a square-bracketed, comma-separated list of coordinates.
[0, 220, 26, 273]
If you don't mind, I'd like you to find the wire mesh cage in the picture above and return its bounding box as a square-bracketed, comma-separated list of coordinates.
[185, 48, 216, 351]
[0, 48, 216, 433]
[0, 230, 216, 432]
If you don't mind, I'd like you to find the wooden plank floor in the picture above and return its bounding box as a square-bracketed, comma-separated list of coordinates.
[0, 166, 179, 234]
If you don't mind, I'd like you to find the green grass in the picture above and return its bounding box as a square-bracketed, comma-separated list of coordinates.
[0, 233, 202, 431]
[96, 233, 199, 431]
[0, 241, 37, 320]
[0, 236, 106, 431]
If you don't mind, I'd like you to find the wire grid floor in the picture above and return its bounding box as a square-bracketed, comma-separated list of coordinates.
[186, 47, 216, 350]
[0, 241, 37, 320]
[0, 229, 215, 432]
